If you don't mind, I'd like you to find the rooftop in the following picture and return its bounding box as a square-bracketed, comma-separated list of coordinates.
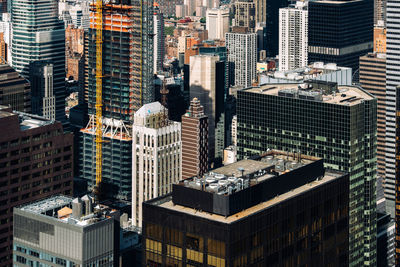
[0, 106, 55, 130]
[18, 195, 118, 227]
[157, 170, 345, 223]
[245, 81, 374, 106]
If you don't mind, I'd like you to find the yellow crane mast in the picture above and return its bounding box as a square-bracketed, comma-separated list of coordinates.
[95, 0, 103, 195]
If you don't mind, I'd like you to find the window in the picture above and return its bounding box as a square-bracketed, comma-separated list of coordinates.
[15, 255, 26, 264]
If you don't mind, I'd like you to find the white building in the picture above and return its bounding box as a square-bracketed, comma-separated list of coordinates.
[206, 6, 229, 40]
[279, 1, 308, 71]
[0, 13, 11, 65]
[153, 7, 164, 73]
[226, 31, 257, 87]
[132, 102, 182, 227]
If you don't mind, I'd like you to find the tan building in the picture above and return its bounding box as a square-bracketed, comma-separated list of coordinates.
[374, 26, 386, 53]
[0, 32, 6, 64]
[359, 52, 386, 180]
[233, 1, 255, 31]
[181, 98, 208, 179]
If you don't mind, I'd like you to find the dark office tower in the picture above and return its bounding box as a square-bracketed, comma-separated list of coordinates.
[359, 53, 386, 180]
[181, 98, 208, 179]
[308, 0, 373, 81]
[29, 61, 56, 120]
[377, 212, 395, 266]
[237, 81, 377, 266]
[11, 0, 66, 123]
[0, 64, 30, 113]
[80, 1, 153, 201]
[0, 105, 73, 266]
[254, 0, 289, 57]
[143, 151, 350, 266]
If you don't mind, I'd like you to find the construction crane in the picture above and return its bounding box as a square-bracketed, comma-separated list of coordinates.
[94, 0, 103, 201]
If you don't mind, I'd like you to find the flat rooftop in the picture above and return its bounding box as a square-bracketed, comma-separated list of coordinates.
[158, 170, 344, 224]
[18, 195, 117, 227]
[245, 82, 374, 106]
[0, 106, 54, 130]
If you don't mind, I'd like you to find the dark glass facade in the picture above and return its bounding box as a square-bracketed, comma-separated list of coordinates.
[308, 0, 373, 80]
[236, 83, 377, 266]
[143, 170, 349, 266]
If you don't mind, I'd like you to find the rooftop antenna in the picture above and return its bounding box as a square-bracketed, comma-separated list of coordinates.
[160, 77, 169, 127]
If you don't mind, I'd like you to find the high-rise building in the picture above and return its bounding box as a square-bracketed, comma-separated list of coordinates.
[377, 212, 395, 266]
[29, 61, 56, 120]
[0, 105, 73, 266]
[80, 0, 154, 201]
[13, 196, 119, 267]
[254, 0, 289, 57]
[153, 6, 164, 74]
[143, 151, 350, 266]
[58, 0, 90, 29]
[189, 55, 225, 162]
[308, 0, 373, 81]
[226, 30, 257, 87]
[0, 13, 11, 65]
[132, 102, 181, 228]
[375, 0, 386, 25]
[396, 85, 400, 265]
[236, 81, 377, 266]
[359, 53, 386, 183]
[0, 64, 30, 112]
[385, 0, 399, 216]
[11, 0, 66, 123]
[279, 1, 308, 71]
[0, 32, 6, 64]
[374, 25, 386, 53]
[206, 6, 230, 40]
[181, 98, 208, 179]
[233, 1, 256, 31]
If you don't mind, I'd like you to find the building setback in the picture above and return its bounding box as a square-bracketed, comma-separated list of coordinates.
[0, 64, 30, 113]
[13, 195, 119, 267]
[132, 102, 181, 228]
[0, 105, 73, 266]
[143, 151, 349, 266]
[181, 98, 208, 179]
[236, 81, 377, 266]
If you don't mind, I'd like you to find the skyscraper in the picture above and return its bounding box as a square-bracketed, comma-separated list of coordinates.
[0, 105, 73, 266]
[226, 29, 257, 87]
[359, 53, 386, 184]
[254, 0, 289, 57]
[233, 1, 256, 31]
[181, 98, 208, 179]
[11, 0, 66, 123]
[80, 0, 154, 201]
[132, 102, 181, 227]
[308, 0, 373, 80]
[189, 55, 225, 162]
[29, 61, 56, 120]
[206, 6, 230, 40]
[153, 6, 164, 74]
[279, 1, 308, 71]
[143, 151, 350, 266]
[236, 81, 377, 266]
[386, 0, 399, 217]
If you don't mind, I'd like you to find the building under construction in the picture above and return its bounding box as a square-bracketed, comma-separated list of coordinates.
[80, 0, 154, 201]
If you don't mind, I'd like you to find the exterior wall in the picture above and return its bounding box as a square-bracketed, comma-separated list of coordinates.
[226, 32, 257, 87]
[279, 3, 308, 71]
[359, 53, 386, 182]
[236, 88, 377, 266]
[0, 109, 73, 266]
[132, 104, 182, 227]
[143, 171, 349, 266]
[206, 7, 229, 40]
[374, 26, 386, 53]
[13, 209, 116, 267]
[233, 2, 255, 31]
[153, 8, 164, 74]
[0, 64, 30, 113]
